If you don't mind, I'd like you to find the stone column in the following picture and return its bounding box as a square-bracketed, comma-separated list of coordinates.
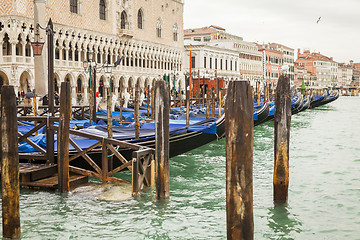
[71, 86, 76, 106]
[64, 47, 69, 66]
[11, 41, 16, 63]
[34, 0, 47, 95]
[59, 46, 63, 63]
[83, 87, 88, 105]
[0, 41, 3, 62]
[21, 41, 26, 63]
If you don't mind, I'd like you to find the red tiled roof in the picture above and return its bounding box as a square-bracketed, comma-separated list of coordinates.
[184, 27, 218, 36]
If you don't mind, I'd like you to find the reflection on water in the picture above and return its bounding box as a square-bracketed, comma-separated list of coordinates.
[266, 204, 302, 240]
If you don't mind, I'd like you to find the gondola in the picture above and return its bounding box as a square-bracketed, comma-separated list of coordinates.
[254, 102, 270, 126]
[310, 94, 325, 108]
[292, 94, 304, 114]
[299, 96, 311, 112]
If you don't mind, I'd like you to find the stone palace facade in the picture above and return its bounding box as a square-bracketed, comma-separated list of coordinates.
[0, 0, 184, 104]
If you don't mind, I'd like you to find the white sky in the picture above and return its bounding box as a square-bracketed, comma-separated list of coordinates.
[183, 0, 360, 63]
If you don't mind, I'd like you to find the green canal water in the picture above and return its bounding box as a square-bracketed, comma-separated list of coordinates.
[1, 96, 360, 239]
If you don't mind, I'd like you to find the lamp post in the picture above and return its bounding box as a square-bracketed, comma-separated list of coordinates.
[172, 66, 176, 97]
[83, 51, 113, 124]
[31, 19, 55, 164]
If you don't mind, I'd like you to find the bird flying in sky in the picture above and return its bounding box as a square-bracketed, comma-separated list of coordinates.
[317, 17, 321, 24]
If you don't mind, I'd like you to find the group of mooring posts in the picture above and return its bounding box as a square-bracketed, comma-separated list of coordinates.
[0, 79, 172, 238]
[2, 73, 290, 238]
[225, 74, 291, 239]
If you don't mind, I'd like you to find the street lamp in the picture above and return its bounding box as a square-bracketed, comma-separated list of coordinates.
[31, 25, 45, 56]
[83, 51, 113, 124]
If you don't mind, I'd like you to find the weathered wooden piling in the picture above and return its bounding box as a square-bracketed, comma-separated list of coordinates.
[186, 89, 190, 126]
[107, 88, 113, 138]
[206, 92, 210, 119]
[118, 82, 123, 125]
[273, 74, 292, 204]
[151, 87, 155, 120]
[218, 90, 222, 119]
[225, 80, 254, 240]
[155, 80, 170, 199]
[32, 89, 38, 135]
[147, 87, 150, 116]
[1, 85, 21, 239]
[257, 81, 261, 106]
[212, 89, 216, 118]
[58, 81, 71, 193]
[134, 81, 140, 139]
[202, 85, 205, 108]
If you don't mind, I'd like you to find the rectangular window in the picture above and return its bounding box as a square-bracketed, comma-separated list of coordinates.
[220, 59, 223, 70]
[191, 56, 195, 68]
[204, 57, 206, 68]
[215, 59, 217, 69]
[194, 37, 201, 41]
[226, 60, 228, 70]
[210, 58, 212, 69]
[230, 60, 233, 71]
[235, 61, 237, 71]
[204, 36, 211, 42]
[70, 0, 78, 14]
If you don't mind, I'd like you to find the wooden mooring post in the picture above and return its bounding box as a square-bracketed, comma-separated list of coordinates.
[119, 82, 123, 125]
[155, 80, 170, 199]
[211, 89, 215, 118]
[151, 87, 155, 120]
[273, 74, 292, 204]
[1, 85, 21, 239]
[58, 81, 71, 193]
[206, 92, 210, 119]
[107, 87, 113, 138]
[186, 89, 190, 126]
[135, 81, 140, 139]
[225, 80, 254, 240]
[218, 90, 222, 119]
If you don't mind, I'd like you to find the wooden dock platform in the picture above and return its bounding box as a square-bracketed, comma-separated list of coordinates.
[18, 163, 88, 191]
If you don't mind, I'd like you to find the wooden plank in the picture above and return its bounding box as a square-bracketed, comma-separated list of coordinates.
[106, 176, 130, 184]
[225, 80, 254, 240]
[274, 74, 292, 204]
[69, 139, 101, 163]
[18, 121, 46, 143]
[107, 144, 132, 171]
[68, 138, 102, 174]
[18, 132, 46, 154]
[108, 160, 133, 177]
[1, 85, 21, 239]
[69, 166, 101, 179]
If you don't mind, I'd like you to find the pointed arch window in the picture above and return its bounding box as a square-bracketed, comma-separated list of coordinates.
[121, 11, 127, 29]
[99, 0, 106, 20]
[137, 9, 143, 29]
[156, 20, 162, 38]
[70, 0, 78, 14]
[173, 23, 178, 41]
